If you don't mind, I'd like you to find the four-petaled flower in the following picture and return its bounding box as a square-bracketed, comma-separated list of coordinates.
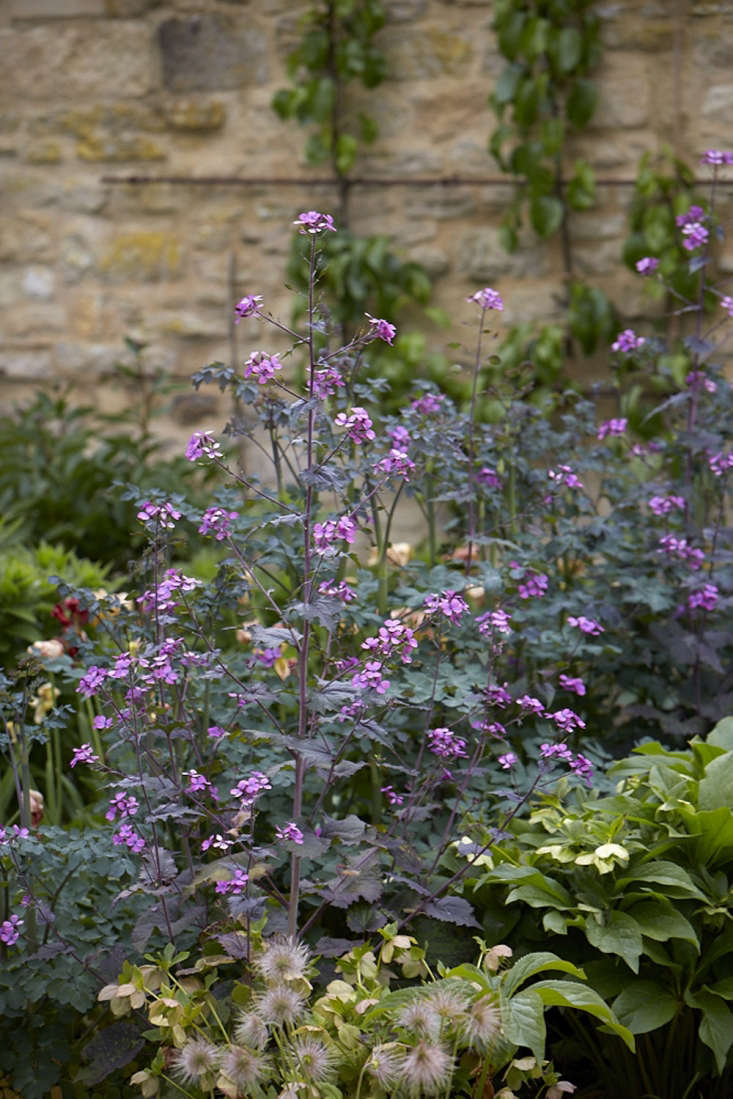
[0, 915, 23, 947]
[293, 210, 336, 234]
[70, 742, 100, 767]
[199, 506, 238, 540]
[567, 615, 604, 635]
[365, 313, 397, 344]
[234, 294, 263, 322]
[427, 727, 468, 760]
[611, 329, 645, 353]
[186, 431, 222, 462]
[334, 407, 376, 444]
[498, 752, 517, 770]
[244, 350, 283, 384]
[635, 257, 659, 275]
[597, 418, 627, 440]
[467, 287, 504, 311]
[276, 821, 304, 844]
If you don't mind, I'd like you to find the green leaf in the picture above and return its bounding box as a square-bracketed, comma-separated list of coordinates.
[502, 952, 586, 998]
[708, 717, 733, 751]
[335, 133, 358, 175]
[621, 860, 707, 901]
[503, 988, 546, 1063]
[505, 873, 576, 910]
[698, 751, 733, 811]
[707, 977, 733, 1001]
[554, 27, 582, 73]
[613, 981, 678, 1035]
[494, 63, 522, 105]
[585, 912, 643, 972]
[566, 158, 596, 210]
[530, 980, 635, 1051]
[529, 195, 564, 238]
[625, 901, 699, 949]
[566, 78, 598, 128]
[678, 806, 733, 866]
[421, 896, 479, 927]
[684, 989, 733, 1073]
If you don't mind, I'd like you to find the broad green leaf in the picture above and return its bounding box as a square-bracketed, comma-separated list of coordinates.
[625, 901, 699, 949]
[543, 910, 569, 935]
[698, 751, 733, 811]
[620, 860, 707, 900]
[678, 806, 733, 866]
[565, 78, 598, 128]
[503, 988, 546, 1063]
[707, 977, 733, 1000]
[613, 981, 678, 1034]
[554, 27, 582, 73]
[422, 896, 479, 927]
[684, 989, 733, 1073]
[585, 912, 643, 972]
[494, 63, 522, 105]
[529, 195, 564, 238]
[530, 980, 635, 1051]
[502, 953, 586, 998]
[708, 716, 733, 751]
[506, 876, 576, 911]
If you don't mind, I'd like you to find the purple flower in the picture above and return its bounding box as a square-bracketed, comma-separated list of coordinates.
[362, 618, 418, 664]
[720, 295, 733, 317]
[686, 370, 717, 393]
[234, 294, 263, 321]
[657, 534, 705, 570]
[313, 366, 345, 398]
[231, 772, 272, 804]
[570, 753, 594, 785]
[275, 821, 304, 844]
[424, 589, 469, 624]
[486, 683, 512, 708]
[548, 465, 583, 489]
[352, 660, 390, 694]
[540, 741, 574, 762]
[255, 647, 280, 668]
[207, 725, 228, 739]
[597, 418, 627, 440]
[498, 752, 517, 770]
[517, 695, 544, 714]
[517, 571, 548, 600]
[244, 350, 283, 385]
[549, 708, 586, 733]
[105, 793, 139, 821]
[365, 313, 397, 345]
[318, 579, 357, 603]
[77, 666, 108, 699]
[376, 448, 415, 481]
[427, 727, 468, 760]
[410, 393, 444, 415]
[477, 466, 501, 488]
[558, 674, 586, 696]
[137, 500, 181, 529]
[138, 568, 202, 614]
[293, 210, 336, 235]
[567, 615, 604, 636]
[709, 450, 733, 476]
[334, 406, 376, 444]
[381, 785, 404, 806]
[113, 822, 144, 853]
[313, 515, 358, 555]
[70, 743, 100, 768]
[611, 329, 645, 353]
[184, 770, 214, 795]
[682, 222, 709, 251]
[687, 583, 719, 612]
[467, 287, 504, 311]
[477, 608, 512, 636]
[199, 506, 238, 540]
[202, 833, 233, 852]
[635, 257, 659, 275]
[0, 915, 23, 947]
[701, 149, 733, 165]
[648, 494, 685, 516]
[216, 868, 249, 895]
[486, 721, 506, 736]
[676, 205, 706, 227]
[186, 431, 222, 462]
[0, 826, 29, 845]
[388, 424, 411, 449]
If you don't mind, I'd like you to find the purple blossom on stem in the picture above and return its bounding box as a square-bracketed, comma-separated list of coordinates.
[657, 534, 705, 569]
[597, 418, 627, 440]
[477, 466, 501, 488]
[719, 295, 733, 317]
[709, 450, 733, 476]
[612, 329, 645, 353]
[540, 741, 574, 762]
[682, 222, 709, 250]
[313, 515, 358, 555]
[293, 210, 336, 234]
[313, 366, 345, 398]
[361, 618, 418, 664]
[207, 725, 228, 739]
[365, 313, 396, 344]
[549, 708, 586, 733]
[255, 647, 281, 668]
[216, 868, 249, 895]
[185, 431, 222, 462]
[0, 826, 30, 845]
[244, 351, 283, 384]
[202, 833, 233, 852]
[648, 494, 685, 516]
[318, 579, 357, 603]
[701, 149, 733, 165]
[231, 772, 272, 804]
[567, 615, 604, 636]
[352, 660, 390, 694]
[676, 205, 706, 226]
[424, 590, 469, 624]
[410, 393, 444, 415]
[77, 666, 108, 699]
[486, 683, 512, 708]
[184, 770, 214, 795]
[687, 370, 717, 393]
[105, 793, 139, 821]
[137, 501, 181, 529]
[334, 406, 376, 444]
[376, 448, 415, 480]
[517, 695, 544, 714]
[113, 823, 144, 853]
[517, 571, 548, 600]
[467, 287, 504, 311]
[477, 608, 512, 636]
[93, 715, 113, 730]
[234, 294, 263, 321]
[138, 569, 202, 614]
[388, 424, 411, 449]
[687, 583, 719, 611]
[635, 257, 659, 275]
[427, 727, 468, 760]
[381, 785, 404, 806]
[498, 752, 517, 770]
[70, 743, 100, 767]
[559, 674, 586, 696]
[276, 821, 304, 844]
[570, 753, 594, 785]
[199, 506, 239, 540]
[548, 464, 583, 489]
[0, 915, 23, 946]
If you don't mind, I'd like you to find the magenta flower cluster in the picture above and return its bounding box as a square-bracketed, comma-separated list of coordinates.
[635, 257, 659, 275]
[362, 618, 418, 664]
[334, 406, 376, 444]
[231, 771, 272, 805]
[293, 210, 336, 234]
[658, 534, 705, 569]
[216, 868, 249, 895]
[597, 418, 627, 440]
[427, 727, 468, 760]
[105, 793, 139, 821]
[275, 821, 304, 844]
[318, 579, 357, 603]
[313, 365, 345, 398]
[234, 294, 263, 322]
[313, 515, 357, 555]
[365, 313, 397, 344]
[516, 569, 548, 600]
[376, 448, 415, 480]
[567, 615, 604, 636]
[612, 329, 645, 353]
[352, 660, 390, 694]
[648, 494, 685, 516]
[548, 464, 583, 490]
[0, 915, 23, 947]
[424, 589, 469, 624]
[467, 287, 504, 311]
[185, 431, 222, 462]
[540, 742, 594, 785]
[199, 506, 239, 540]
[244, 350, 283, 384]
[676, 205, 709, 251]
[70, 742, 100, 767]
[113, 822, 145, 853]
[477, 608, 512, 636]
[687, 584, 718, 612]
[137, 500, 181, 529]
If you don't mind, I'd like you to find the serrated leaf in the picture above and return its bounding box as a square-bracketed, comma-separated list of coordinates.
[421, 896, 479, 927]
[502, 952, 586, 998]
[503, 988, 546, 1063]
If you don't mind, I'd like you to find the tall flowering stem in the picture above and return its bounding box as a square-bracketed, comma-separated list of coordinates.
[465, 288, 503, 574]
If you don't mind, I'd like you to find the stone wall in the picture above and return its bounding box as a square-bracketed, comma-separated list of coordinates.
[1, 0, 732, 444]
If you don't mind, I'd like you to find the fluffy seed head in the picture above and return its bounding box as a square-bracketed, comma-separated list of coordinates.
[459, 993, 503, 1052]
[400, 1039, 453, 1095]
[365, 1043, 404, 1089]
[234, 1010, 269, 1049]
[255, 936, 311, 983]
[257, 984, 306, 1027]
[173, 1039, 220, 1086]
[292, 1036, 337, 1083]
[428, 986, 471, 1026]
[396, 998, 441, 1040]
[219, 1044, 270, 1091]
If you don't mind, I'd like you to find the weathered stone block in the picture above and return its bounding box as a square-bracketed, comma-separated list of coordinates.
[103, 0, 160, 15]
[702, 84, 733, 117]
[592, 53, 650, 128]
[0, 348, 53, 380]
[77, 135, 167, 161]
[385, 28, 475, 80]
[163, 100, 226, 132]
[8, 0, 104, 16]
[25, 141, 63, 164]
[31, 105, 165, 140]
[22, 267, 55, 299]
[457, 227, 551, 282]
[100, 230, 183, 281]
[157, 15, 268, 91]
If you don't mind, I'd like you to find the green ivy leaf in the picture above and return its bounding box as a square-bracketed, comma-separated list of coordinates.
[529, 195, 564, 238]
[566, 78, 598, 128]
[554, 26, 582, 73]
